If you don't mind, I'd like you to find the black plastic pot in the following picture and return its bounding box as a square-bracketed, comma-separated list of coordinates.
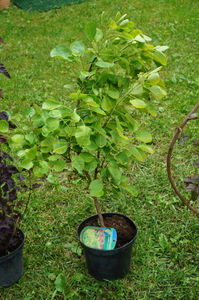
[77, 213, 137, 281]
[0, 229, 24, 287]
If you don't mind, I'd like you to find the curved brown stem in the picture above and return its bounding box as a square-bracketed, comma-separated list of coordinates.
[167, 102, 199, 216]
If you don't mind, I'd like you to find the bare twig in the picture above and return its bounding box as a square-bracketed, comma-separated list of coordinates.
[167, 102, 199, 216]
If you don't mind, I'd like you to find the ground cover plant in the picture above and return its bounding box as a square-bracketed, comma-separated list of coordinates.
[0, 0, 199, 298]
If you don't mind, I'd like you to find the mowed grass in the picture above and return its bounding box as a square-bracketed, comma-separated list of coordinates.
[0, 0, 199, 299]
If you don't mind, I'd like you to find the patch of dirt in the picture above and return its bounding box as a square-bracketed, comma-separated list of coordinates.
[84, 215, 136, 248]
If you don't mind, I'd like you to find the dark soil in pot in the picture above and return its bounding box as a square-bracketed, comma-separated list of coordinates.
[0, 229, 24, 287]
[0, 228, 24, 257]
[84, 214, 136, 248]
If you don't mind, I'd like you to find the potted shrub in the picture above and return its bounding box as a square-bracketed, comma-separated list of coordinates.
[0, 39, 38, 287]
[7, 12, 168, 280]
[0, 146, 24, 287]
[0, 110, 42, 287]
[0, 38, 23, 287]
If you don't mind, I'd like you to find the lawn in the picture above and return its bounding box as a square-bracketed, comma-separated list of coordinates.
[0, 0, 199, 299]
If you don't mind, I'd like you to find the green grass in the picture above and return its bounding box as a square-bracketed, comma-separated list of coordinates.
[1, 0, 199, 299]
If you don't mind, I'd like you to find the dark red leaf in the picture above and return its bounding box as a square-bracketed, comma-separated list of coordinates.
[0, 37, 4, 44]
[0, 111, 9, 121]
[0, 63, 11, 79]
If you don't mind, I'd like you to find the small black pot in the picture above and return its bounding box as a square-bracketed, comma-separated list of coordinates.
[0, 229, 25, 287]
[77, 213, 137, 281]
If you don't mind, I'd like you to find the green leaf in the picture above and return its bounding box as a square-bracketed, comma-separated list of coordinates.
[75, 125, 92, 147]
[116, 117, 128, 140]
[130, 99, 146, 108]
[89, 180, 104, 197]
[64, 84, 74, 89]
[134, 34, 145, 43]
[0, 120, 9, 133]
[94, 123, 106, 135]
[107, 88, 119, 99]
[137, 144, 154, 154]
[147, 73, 160, 85]
[42, 99, 62, 111]
[33, 166, 44, 177]
[90, 107, 106, 115]
[53, 159, 66, 172]
[39, 161, 49, 174]
[142, 34, 152, 42]
[95, 28, 103, 42]
[11, 134, 24, 143]
[84, 140, 98, 151]
[41, 147, 51, 153]
[46, 118, 60, 131]
[110, 130, 129, 146]
[125, 113, 139, 132]
[71, 109, 80, 122]
[54, 274, 67, 293]
[48, 155, 60, 162]
[146, 104, 157, 116]
[53, 141, 68, 154]
[96, 61, 114, 68]
[17, 150, 26, 157]
[135, 130, 152, 143]
[49, 110, 62, 118]
[95, 134, 107, 148]
[85, 96, 99, 108]
[101, 96, 114, 113]
[129, 146, 146, 162]
[50, 45, 72, 61]
[149, 85, 167, 100]
[80, 70, 96, 79]
[32, 114, 44, 128]
[70, 41, 85, 57]
[20, 159, 33, 170]
[79, 152, 94, 162]
[22, 107, 35, 117]
[41, 136, 57, 148]
[71, 155, 85, 174]
[108, 161, 121, 185]
[25, 147, 37, 160]
[85, 21, 96, 41]
[116, 150, 129, 166]
[131, 83, 143, 96]
[101, 168, 109, 180]
[123, 185, 138, 197]
[84, 159, 98, 172]
[25, 133, 36, 144]
[84, 115, 96, 124]
[46, 173, 57, 184]
[152, 50, 167, 66]
[155, 45, 169, 52]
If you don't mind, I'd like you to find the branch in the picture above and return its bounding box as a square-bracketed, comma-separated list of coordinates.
[83, 170, 91, 185]
[94, 151, 100, 180]
[167, 102, 199, 216]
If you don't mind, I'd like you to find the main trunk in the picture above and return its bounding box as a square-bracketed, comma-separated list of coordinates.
[93, 196, 105, 227]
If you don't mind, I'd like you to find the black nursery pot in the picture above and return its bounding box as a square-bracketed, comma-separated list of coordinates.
[0, 229, 25, 287]
[77, 213, 137, 281]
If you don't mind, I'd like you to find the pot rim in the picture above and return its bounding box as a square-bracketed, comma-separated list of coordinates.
[0, 229, 25, 262]
[77, 212, 138, 254]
